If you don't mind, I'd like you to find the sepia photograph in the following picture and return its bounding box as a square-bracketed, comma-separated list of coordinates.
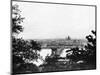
[11, 0, 96, 74]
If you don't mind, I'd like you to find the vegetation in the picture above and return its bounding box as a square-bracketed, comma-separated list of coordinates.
[66, 30, 96, 69]
[85, 30, 96, 64]
[12, 4, 24, 35]
[12, 5, 41, 74]
[40, 30, 96, 72]
[12, 4, 96, 74]
[66, 47, 87, 62]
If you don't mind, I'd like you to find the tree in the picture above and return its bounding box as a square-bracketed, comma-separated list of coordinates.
[66, 30, 96, 65]
[85, 30, 96, 55]
[12, 4, 25, 66]
[30, 40, 41, 51]
[12, 5, 41, 62]
[23, 40, 41, 61]
[12, 5, 41, 73]
[12, 4, 24, 35]
[12, 5, 26, 73]
[85, 30, 96, 64]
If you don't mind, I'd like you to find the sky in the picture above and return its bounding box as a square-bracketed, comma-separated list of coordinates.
[12, 1, 95, 40]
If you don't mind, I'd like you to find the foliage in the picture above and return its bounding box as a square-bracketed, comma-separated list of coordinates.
[85, 30, 96, 64]
[50, 47, 57, 56]
[12, 5, 25, 70]
[45, 55, 59, 65]
[13, 63, 39, 74]
[12, 38, 41, 74]
[12, 38, 41, 61]
[85, 30, 96, 55]
[66, 30, 96, 65]
[12, 4, 24, 34]
[12, 5, 41, 74]
[12, 4, 41, 61]
[30, 40, 41, 51]
[66, 47, 86, 62]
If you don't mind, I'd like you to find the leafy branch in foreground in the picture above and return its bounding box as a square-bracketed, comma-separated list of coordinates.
[66, 30, 96, 65]
[12, 4, 41, 73]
